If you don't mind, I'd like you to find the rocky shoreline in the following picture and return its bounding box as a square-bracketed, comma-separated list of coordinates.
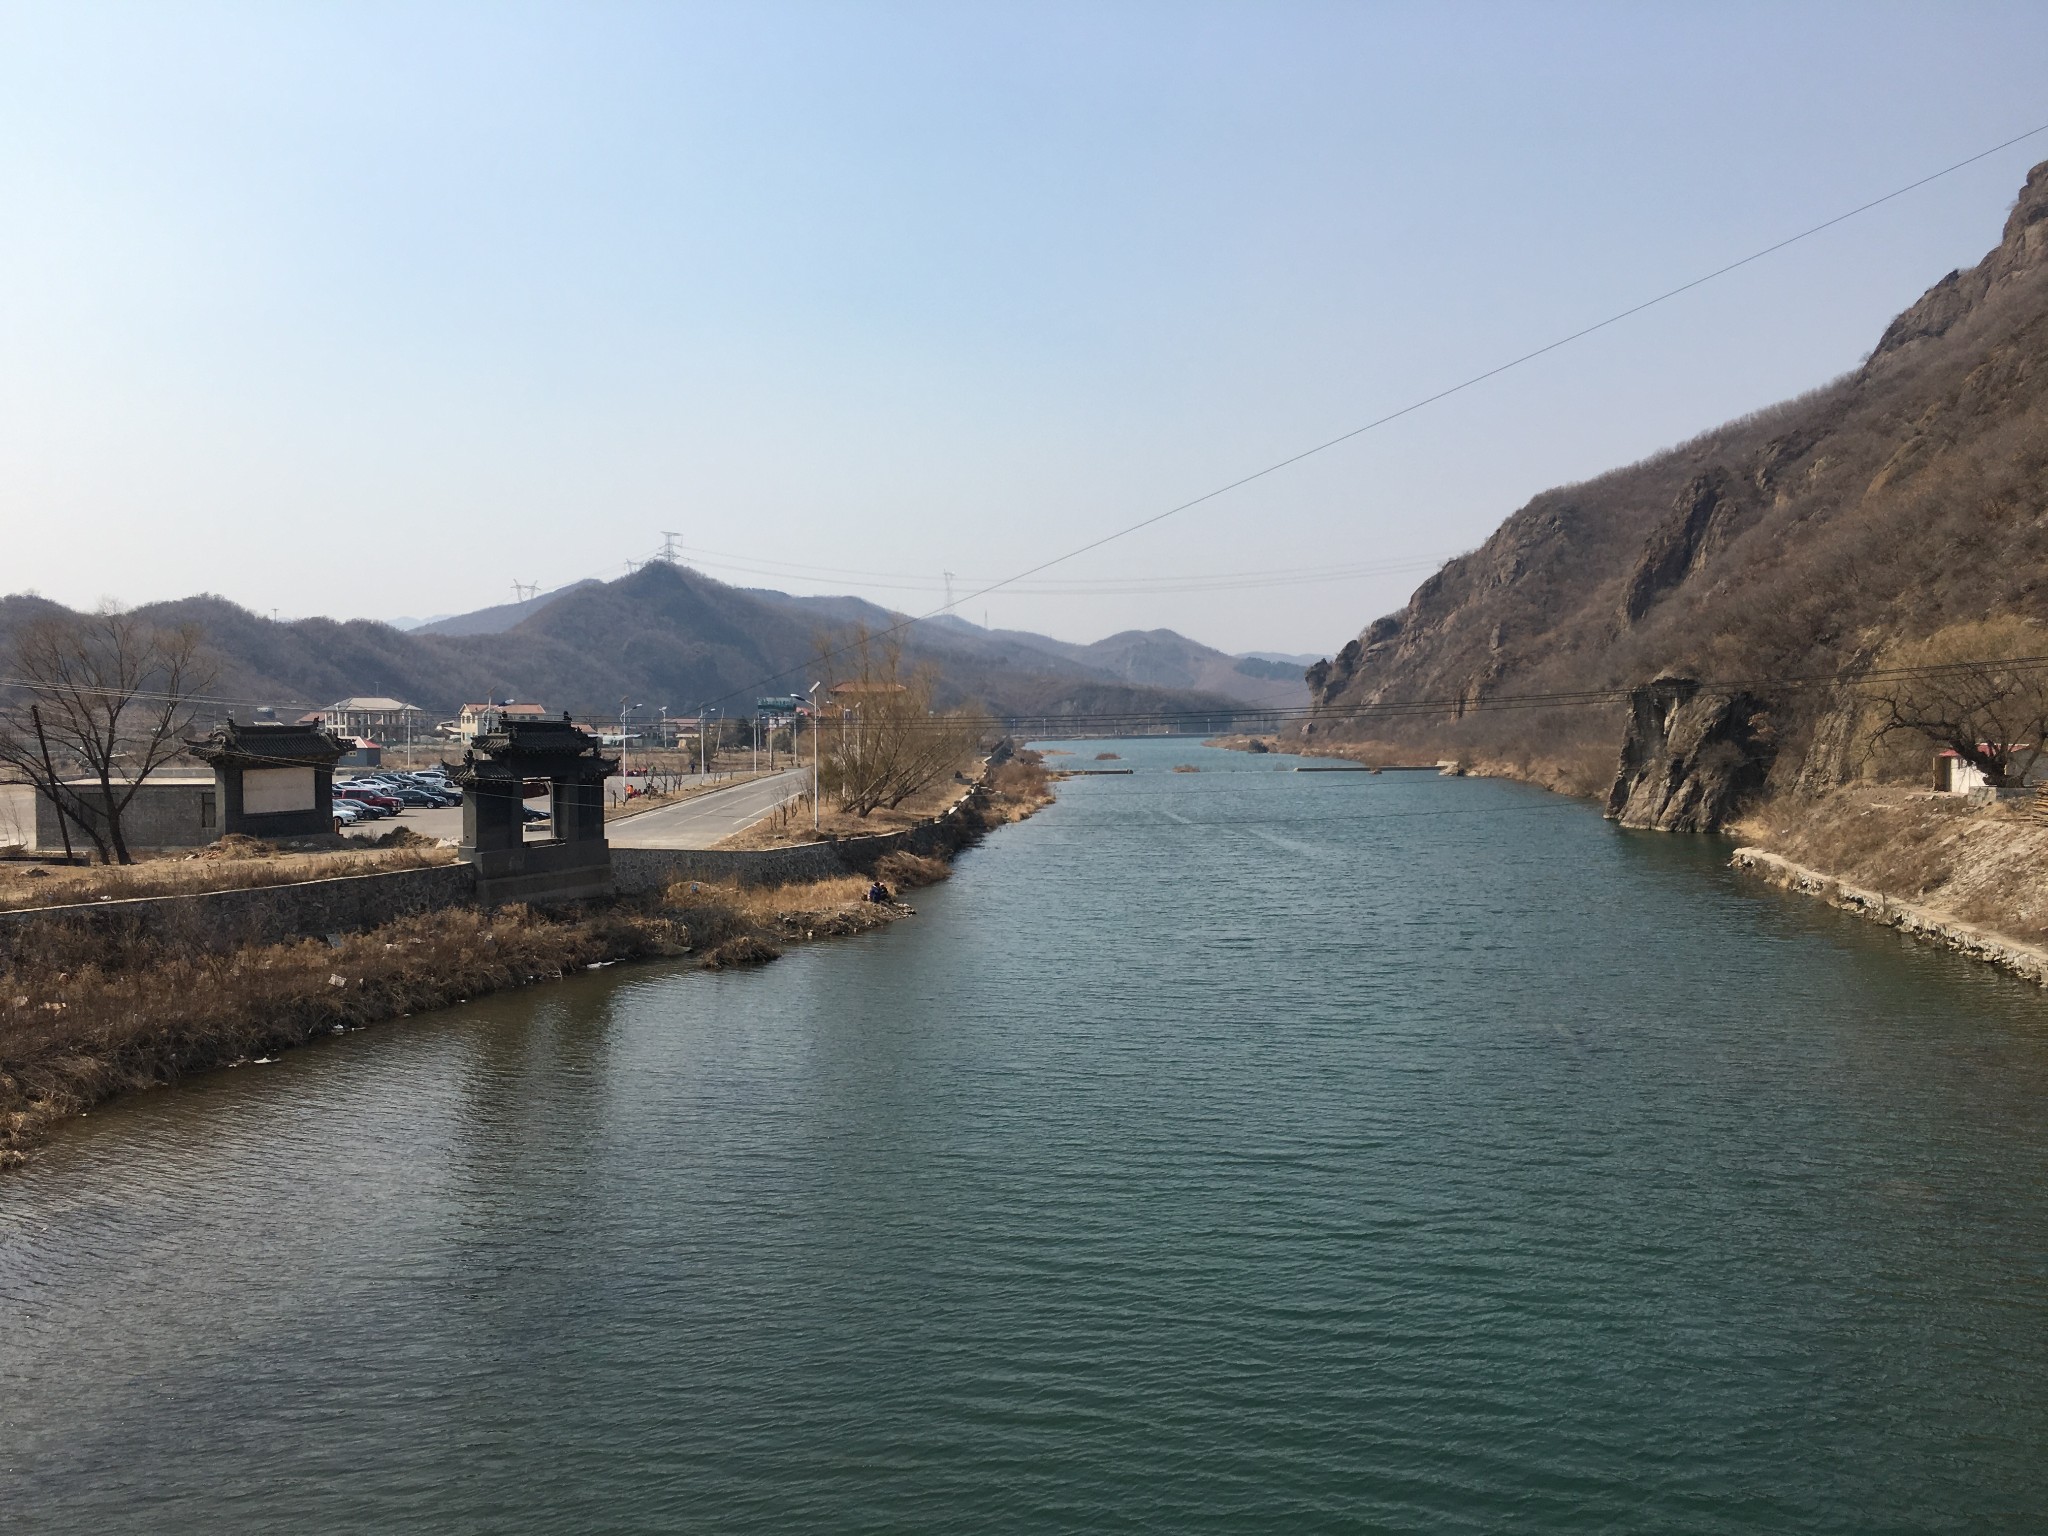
[1730, 846, 2048, 987]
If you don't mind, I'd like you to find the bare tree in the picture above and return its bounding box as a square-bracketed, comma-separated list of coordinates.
[1866, 616, 2048, 788]
[822, 627, 988, 817]
[0, 609, 215, 863]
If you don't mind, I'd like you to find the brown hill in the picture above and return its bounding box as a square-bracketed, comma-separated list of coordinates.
[0, 563, 1255, 732]
[1303, 158, 2048, 812]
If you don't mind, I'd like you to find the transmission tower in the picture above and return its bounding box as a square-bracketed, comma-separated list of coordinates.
[512, 579, 539, 602]
[943, 571, 956, 610]
[661, 531, 683, 565]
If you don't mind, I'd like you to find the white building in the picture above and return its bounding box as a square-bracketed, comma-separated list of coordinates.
[300, 696, 426, 741]
[454, 701, 549, 743]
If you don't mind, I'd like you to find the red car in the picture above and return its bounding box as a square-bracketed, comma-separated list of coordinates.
[335, 785, 404, 814]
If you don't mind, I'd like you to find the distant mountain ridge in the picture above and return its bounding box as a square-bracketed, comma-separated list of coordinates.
[0, 564, 1306, 730]
[411, 581, 603, 637]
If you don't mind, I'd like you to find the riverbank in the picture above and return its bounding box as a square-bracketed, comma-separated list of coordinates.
[0, 753, 1052, 1168]
[1205, 732, 1606, 796]
[713, 746, 1051, 849]
[1209, 731, 2048, 986]
[1730, 788, 2048, 985]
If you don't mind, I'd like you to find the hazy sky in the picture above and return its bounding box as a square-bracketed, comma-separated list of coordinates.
[5, 2, 2048, 655]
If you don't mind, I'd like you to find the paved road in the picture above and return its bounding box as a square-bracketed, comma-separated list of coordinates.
[606, 769, 809, 849]
[340, 771, 806, 850]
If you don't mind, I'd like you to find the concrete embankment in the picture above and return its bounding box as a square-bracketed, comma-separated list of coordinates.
[1730, 847, 2048, 986]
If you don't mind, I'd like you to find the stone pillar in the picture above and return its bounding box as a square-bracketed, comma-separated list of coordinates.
[461, 778, 524, 857]
[550, 776, 605, 844]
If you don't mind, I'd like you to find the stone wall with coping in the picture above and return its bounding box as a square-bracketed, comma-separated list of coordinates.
[0, 785, 998, 959]
[0, 863, 478, 961]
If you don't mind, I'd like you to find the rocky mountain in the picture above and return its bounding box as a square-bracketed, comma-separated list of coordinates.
[1302, 158, 2048, 824]
[0, 563, 1271, 732]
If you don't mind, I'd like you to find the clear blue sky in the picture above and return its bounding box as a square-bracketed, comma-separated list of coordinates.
[4, 1, 2046, 654]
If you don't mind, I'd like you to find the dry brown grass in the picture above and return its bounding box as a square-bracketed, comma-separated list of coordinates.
[0, 902, 691, 1166]
[1172, 764, 1201, 774]
[0, 859, 950, 1166]
[875, 850, 951, 888]
[984, 752, 1053, 823]
[716, 756, 991, 849]
[0, 839, 457, 913]
[1736, 788, 2048, 946]
[0, 751, 1045, 1167]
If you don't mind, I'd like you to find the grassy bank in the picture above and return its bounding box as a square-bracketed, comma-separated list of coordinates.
[716, 748, 1052, 848]
[0, 754, 1052, 1169]
[1732, 788, 2048, 953]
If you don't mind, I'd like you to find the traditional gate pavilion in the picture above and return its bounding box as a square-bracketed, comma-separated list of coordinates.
[458, 712, 617, 905]
[188, 719, 347, 840]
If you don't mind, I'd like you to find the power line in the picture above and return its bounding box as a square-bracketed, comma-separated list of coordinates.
[9, 648, 2048, 726]
[699, 119, 2048, 712]
[673, 543, 1447, 596]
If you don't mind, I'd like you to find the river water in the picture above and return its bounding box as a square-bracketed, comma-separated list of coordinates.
[4, 739, 2047, 1531]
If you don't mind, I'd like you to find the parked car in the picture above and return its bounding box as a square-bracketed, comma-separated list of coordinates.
[332, 800, 364, 827]
[522, 805, 550, 823]
[351, 774, 459, 808]
[335, 785, 403, 814]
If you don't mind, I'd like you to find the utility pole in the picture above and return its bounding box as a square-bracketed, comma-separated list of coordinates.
[809, 682, 821, 831]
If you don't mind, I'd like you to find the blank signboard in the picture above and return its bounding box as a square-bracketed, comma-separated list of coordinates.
[243, 767, 315, 814]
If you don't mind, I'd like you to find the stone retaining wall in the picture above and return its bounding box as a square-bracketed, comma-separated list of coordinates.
[0, 862, 479, 960]
[1730, 846, 2048, 986]
[0, 786, 998, 959]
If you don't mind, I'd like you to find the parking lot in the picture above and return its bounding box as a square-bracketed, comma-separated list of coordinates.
[334, 771, 762, 847]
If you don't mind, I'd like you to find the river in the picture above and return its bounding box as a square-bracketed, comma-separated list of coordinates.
[4, 738, 2047, 1531]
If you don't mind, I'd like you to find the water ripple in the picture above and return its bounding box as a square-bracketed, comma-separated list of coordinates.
[5, 740, 2048, 1531]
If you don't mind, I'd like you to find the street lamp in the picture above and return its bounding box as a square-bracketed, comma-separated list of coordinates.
[808, 681, 821, 831]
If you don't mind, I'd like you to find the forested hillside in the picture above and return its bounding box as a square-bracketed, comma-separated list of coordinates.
[1304, 160, 2048, 802]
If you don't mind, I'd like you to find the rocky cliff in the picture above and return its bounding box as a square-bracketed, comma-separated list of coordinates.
[1303, 159, 2048, 825]
[1605, 677, 1775, 831]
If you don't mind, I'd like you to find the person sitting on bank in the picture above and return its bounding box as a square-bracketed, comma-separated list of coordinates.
[867, 879, 891, 904]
